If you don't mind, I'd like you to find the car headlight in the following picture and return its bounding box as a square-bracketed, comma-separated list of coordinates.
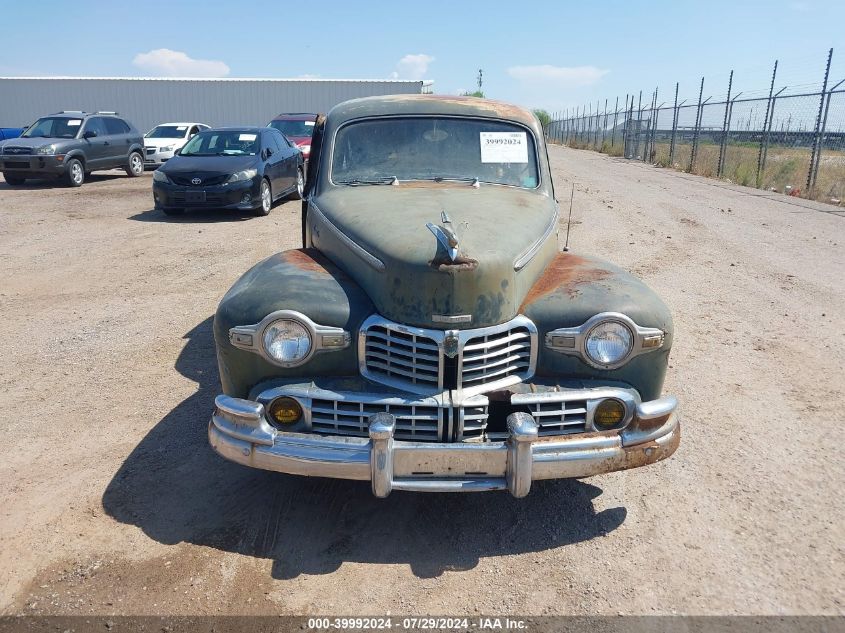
[36, 144, 57, 155]
[152, 169, 171, 183]
[300, 144, 311, 154]
[262, 318, 312, 366]
[584, 320, 634, 368]
[160, 145, 174, 152]
[227, 168, 258, 183]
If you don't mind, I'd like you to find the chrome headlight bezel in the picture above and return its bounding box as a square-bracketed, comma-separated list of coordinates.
[36, 144, 57, 155]
[544, 312, 665, 370]
[229, 309, 351, 368]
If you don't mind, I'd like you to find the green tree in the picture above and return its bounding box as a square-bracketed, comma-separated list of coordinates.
[533, 109, 551, 130]
[461, 90, 485, 98]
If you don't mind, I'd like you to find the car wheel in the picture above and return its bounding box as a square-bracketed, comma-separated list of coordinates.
[162, 208, 184, 216]
[290, 167, 305, 200]
[255, 179, 272, 216]
[65, 159, 84, 187]
[3, 174, 26, 186]
[126, 152, 144, 177]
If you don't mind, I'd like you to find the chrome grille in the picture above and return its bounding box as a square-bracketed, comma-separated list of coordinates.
[310, 398, 441, 441]
[361, 323, 441, 390]
[3, 146, 31, 155]
[524, 399, 588, 436]
[461, 326, 533, 389]
[360, 315, 537, 396]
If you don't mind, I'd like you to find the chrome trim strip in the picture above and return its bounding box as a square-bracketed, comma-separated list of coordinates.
[513, 205, 560, 271]
[308, 201, 386, 272]
[229, 309, 351, 368]
[544, 312, 666, 370]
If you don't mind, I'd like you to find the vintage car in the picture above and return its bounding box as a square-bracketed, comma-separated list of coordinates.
[209, 95, 679, 497]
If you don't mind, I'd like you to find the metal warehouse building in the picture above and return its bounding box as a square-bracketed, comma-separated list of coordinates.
[0, 77, 428, 133]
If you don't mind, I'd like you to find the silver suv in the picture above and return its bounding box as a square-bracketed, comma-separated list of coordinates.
[0, 111, 145, 187]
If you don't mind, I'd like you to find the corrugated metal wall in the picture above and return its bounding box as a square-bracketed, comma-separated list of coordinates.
[0, 78, 424, 132]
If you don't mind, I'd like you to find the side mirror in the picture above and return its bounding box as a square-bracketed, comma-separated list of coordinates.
[174, 147, 181, 156]
[83, 130, 98, 139]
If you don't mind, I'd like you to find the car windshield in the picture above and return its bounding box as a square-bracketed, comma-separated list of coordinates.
[331, 117, 539, 188]
[180, 130, 259, 156]
[22, 117, 82, 139]
[146, 125, 188, 138]
[269, 119, 315, 138]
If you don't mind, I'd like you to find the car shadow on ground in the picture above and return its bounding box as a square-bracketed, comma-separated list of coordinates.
[102, 317, 627, 580]
[0, 172, 130, 190]
[129, 208, 261, 223]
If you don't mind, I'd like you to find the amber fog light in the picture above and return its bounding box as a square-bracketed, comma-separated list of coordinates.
[268, 397, 302, 425]
[594, 399, 626, 428]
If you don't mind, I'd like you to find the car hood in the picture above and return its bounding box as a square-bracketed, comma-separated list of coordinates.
[0, 136, 71, 150]
[309, 184, 560, 329]
[144, 137, 186, 147]
[162, 154, 258, 176]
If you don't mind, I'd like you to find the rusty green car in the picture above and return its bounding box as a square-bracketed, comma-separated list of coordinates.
[209, 95, 679, 497]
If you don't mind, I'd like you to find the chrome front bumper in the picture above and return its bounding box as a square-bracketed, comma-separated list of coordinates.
[208, 391, 680, 498]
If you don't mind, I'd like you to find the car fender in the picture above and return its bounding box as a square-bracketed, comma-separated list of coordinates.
[214, 248, 374, 397]
[520, 251, 674, 401]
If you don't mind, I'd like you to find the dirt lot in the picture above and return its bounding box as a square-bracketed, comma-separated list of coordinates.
[0, 147, 843, 616]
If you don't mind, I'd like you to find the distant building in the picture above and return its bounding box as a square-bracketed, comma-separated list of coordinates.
[0, 77, 429, 132]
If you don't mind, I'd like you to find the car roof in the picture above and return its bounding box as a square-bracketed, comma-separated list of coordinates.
[206, 126, 265, 133]
[272, 113, 318, 121]
[154, 122, 206, 127]
[326, 94, 540, 131]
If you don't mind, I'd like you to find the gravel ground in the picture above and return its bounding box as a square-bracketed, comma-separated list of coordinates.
[0, 147, 842, 616]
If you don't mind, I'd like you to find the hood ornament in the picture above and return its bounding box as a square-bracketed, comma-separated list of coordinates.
[426, 210, 460, 262]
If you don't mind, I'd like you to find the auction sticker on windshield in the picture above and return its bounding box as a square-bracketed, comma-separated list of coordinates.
[239, 134, 257, 141]
[68, 120, 81, 126]
[480, 131, 528, 163]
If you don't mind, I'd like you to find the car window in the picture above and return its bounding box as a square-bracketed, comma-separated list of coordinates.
[180, 130, 259, 156]
[269, 119, 316, 138]
[189, 126, 199, 137]
[104, 118, 130, 135]
[332, 117, 540, 188]
[146, 125, 187, 138]
[83, 117, 109, 137]
[272, 132, 286, 153]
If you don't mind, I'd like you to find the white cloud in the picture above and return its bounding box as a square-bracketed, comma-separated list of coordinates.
[132, 48, 230, 77]
[392, 54, 434, 80]
[507, 64, 609, 86]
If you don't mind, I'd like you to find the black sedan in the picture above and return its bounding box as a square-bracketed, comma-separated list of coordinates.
[152, 127, 304, 216]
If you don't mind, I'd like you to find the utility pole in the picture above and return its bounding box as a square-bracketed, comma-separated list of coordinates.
[477, 69, 483, 93]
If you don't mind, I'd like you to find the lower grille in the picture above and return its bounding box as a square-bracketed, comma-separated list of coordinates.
[3, 161, 29, 169]
[146, 147, 156, 155]
[524, 399, 588, 436]
[311, 398, 441, 441]
[458, 401, 489, 440]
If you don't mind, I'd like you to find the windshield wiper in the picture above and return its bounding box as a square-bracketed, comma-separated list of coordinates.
[432, 176, 480, 188]
[337, 176, 398, 186]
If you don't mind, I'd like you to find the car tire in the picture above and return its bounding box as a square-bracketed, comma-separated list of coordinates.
[126, 152, 144, 177]
[65, 159, 84, 187]
[3, 174, 26, 186]
[289, 167, 305, 200]
[162, 208, 184, 216]
[255, 178, 272, 216]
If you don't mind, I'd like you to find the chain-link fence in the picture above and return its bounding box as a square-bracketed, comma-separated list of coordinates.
[547, 50, 845, 204]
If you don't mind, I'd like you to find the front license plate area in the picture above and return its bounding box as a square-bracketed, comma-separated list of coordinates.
[186, 190, 206, 203]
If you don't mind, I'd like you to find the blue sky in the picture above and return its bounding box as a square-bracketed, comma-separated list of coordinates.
[1, 0, 841, 112]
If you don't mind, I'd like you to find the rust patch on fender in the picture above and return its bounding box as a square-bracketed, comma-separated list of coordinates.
[430, 254, 479, 272]
[280, 248, 335, 275]
[519, 252, 613, 310]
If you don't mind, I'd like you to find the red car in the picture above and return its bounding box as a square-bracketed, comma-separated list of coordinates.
[268, 113, 317, 162]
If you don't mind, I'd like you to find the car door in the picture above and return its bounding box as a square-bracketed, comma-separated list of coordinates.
[262, 131, 285, 194]
[104, 117, 133, 166]
[274, 130, 297, 192]
[80, 117, 110, 168]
